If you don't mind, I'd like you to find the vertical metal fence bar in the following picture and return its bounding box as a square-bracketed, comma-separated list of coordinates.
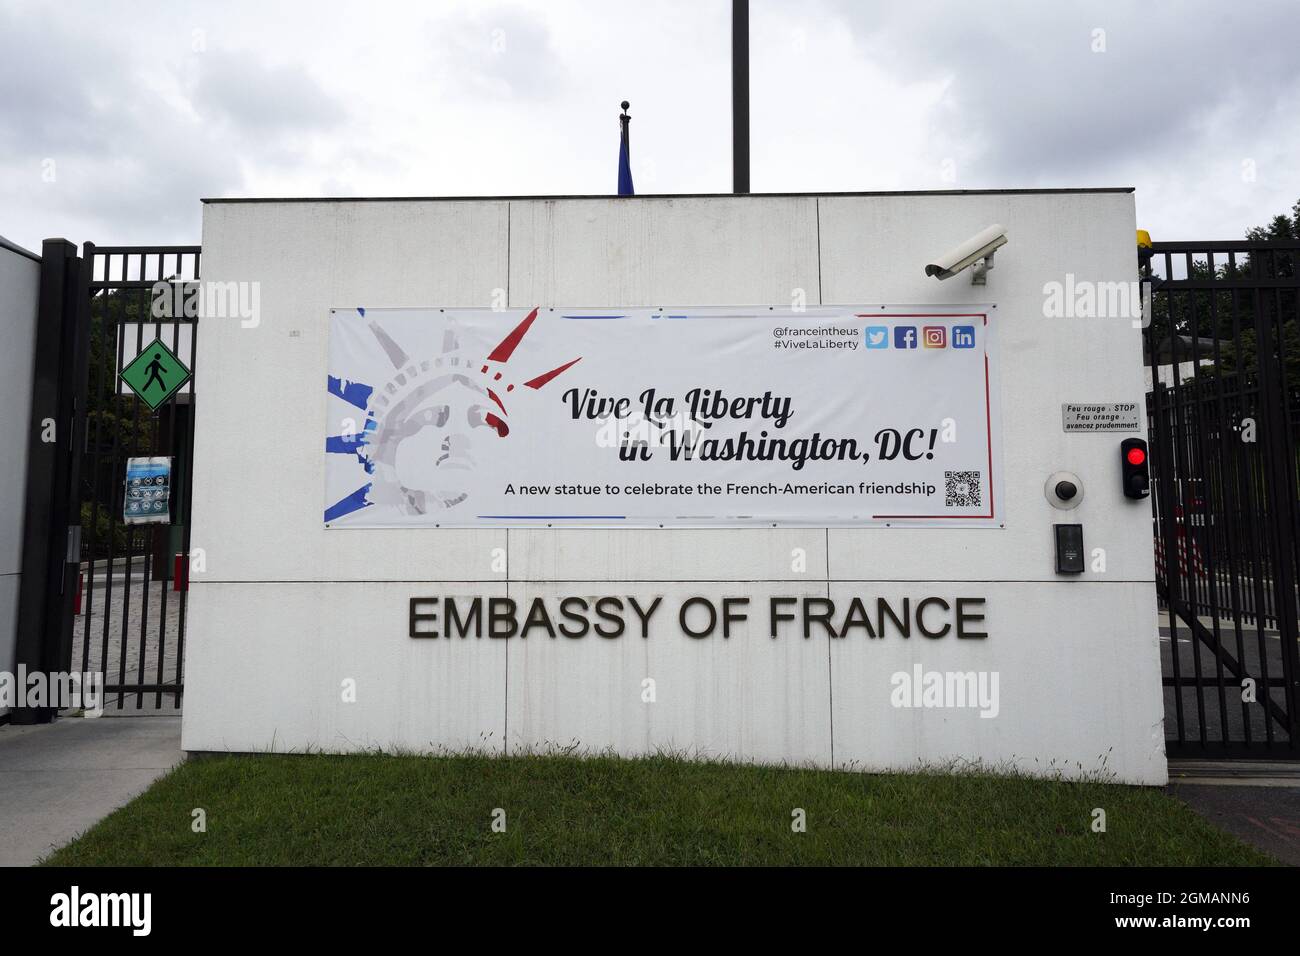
[154, 252, 176, 709]
[1152, 257, 1187, 745]
[1266, 249, 1300, 749]
[1179, 263, 1209, 745]
[1207, 252, 1253, 744]
[1169, 257, 1205, 744]
[133, 264, 153, 710]
[80, 244, 101, 677]
[1187, 264, 1231, 743]
[106, 253, 128, 709]
[1251, 275, 1287, 747]
[174, 250, 199, 708]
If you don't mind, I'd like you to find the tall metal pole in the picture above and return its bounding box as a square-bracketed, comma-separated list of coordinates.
[732, 0, 750, 194]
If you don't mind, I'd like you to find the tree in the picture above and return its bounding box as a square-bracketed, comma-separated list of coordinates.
[1244, 199, 1300, 243]
[1145, 198, 1300, 382]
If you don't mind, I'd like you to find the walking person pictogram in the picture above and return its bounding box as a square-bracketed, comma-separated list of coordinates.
[143, 352, 168, 392]
[120, 338, 189, 410]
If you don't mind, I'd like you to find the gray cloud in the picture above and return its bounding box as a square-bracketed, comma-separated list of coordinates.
[0, 3, 351, 245]
[826, 0, 1300, 185]
[423, 10, 565, 101]
[0, 0, 1295, 248]
[0, 10, 131, 155]
[188, 48, 347, 134]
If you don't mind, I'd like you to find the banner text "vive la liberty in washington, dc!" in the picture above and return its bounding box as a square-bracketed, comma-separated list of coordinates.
[324, 306, 1002, 527]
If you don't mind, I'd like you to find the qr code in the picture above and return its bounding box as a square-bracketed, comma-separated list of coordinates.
[945, 470, 982, 508]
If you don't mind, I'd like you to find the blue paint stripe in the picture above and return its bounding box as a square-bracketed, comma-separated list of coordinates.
[327, 375, 373, 410]
[325, 434, 365, 453]
[325, 484, 372, 522]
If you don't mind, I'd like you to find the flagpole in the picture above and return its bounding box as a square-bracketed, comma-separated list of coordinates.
[618, 101, 634, 196]
[732, 0, 750, 194]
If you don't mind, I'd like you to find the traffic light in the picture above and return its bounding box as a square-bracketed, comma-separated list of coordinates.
[1121, 438, 1149, 499]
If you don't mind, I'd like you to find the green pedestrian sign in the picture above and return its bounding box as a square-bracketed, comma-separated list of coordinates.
[120, 338, 191, 411]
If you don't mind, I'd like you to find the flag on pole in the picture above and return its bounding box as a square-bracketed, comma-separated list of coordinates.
[618, 101, 634, 196]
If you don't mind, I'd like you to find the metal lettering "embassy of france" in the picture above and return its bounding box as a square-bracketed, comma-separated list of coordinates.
[409, 595, 988, 640]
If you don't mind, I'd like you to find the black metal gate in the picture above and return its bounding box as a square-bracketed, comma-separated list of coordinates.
[1144, 239, 1300, 756]
[72, 244, 200, 711]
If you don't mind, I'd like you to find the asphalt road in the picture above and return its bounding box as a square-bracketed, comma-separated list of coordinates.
[1169, 773, 1300, 866]
[1160, 623, 1295, 749]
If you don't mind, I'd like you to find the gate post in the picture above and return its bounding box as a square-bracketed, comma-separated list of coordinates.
[12, 239, 90, 724]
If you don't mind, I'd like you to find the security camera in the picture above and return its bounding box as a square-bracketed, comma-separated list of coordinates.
[925, 224, 1008, 284]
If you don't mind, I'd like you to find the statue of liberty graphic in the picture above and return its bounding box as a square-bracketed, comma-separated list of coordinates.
[325, 308, 581, 523]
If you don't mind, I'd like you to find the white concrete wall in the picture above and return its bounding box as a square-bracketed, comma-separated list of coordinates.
[0, 239, 41, 717]
[184, 192, 1166, 783]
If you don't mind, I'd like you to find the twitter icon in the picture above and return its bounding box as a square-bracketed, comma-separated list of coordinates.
[864, 326, 889, 349]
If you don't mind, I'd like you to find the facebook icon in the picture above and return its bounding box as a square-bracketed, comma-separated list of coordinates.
[952, 325, 976, 348]
[894, 326, 917, 349]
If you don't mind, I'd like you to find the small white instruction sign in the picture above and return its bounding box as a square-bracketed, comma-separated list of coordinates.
[1062, 402, 1141, 432]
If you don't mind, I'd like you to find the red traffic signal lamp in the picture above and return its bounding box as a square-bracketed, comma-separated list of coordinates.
[1121, 438, 1149, 499]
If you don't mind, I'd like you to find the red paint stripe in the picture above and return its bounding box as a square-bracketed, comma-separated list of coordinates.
[524, 357, 582, 389]
[984, 349, 994, 519]
[487, 307, 539, 363]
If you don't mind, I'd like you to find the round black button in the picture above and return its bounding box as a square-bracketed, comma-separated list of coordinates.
[1055, 480, 1078, 501]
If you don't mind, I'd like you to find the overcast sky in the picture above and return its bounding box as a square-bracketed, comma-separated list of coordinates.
[2, 0, 1296, 253]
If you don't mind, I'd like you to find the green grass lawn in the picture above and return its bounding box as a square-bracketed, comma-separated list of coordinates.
[43, 753, 1274, 866]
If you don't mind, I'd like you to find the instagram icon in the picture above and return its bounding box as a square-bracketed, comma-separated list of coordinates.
[922, 326, 947, 348]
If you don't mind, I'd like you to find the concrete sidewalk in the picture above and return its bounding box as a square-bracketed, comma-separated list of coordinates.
[0, 715, 182, 866]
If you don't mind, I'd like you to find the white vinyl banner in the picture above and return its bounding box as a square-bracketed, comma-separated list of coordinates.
[324, 306, 1002, 528]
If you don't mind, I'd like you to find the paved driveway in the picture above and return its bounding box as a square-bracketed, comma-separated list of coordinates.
[0, 716, 182, 866]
